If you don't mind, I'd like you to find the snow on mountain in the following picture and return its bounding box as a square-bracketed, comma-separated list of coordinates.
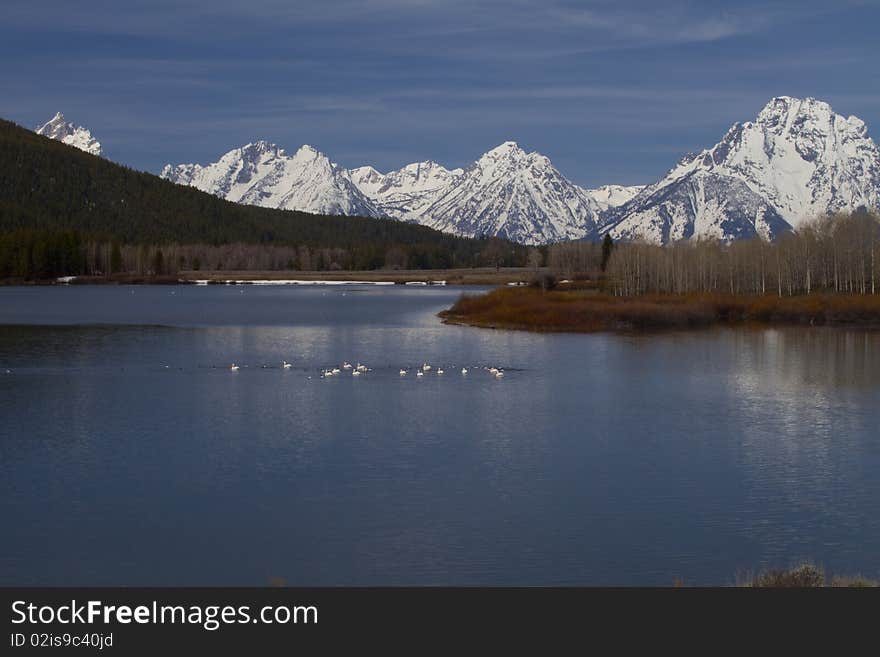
[408, 141, 602, 244]
[161, 141, 381, 217]
[598, 172, 791, 243]
[600, 96, 880, 243]
[585, 184, 645, 212]
[347, 165, 385, 197]
[349, 160, 462, 220]
[35, 112, 102, 156]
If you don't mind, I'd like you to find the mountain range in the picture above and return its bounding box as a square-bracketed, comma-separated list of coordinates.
[161, 138, 641, 244]
[35, 97, 880, 244]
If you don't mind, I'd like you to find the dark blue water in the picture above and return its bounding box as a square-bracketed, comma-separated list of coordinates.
[1, 285, 879, 585]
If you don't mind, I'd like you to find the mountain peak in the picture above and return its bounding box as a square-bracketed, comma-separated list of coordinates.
[485, 140, 522, 156]
[418, 141, 600, 244]
[755, 96, 835, 128]
[162, 141, 380, 218]
[34, 112, 102, 156]
[403, 159, 439, 170]
[242, 140, 277, 154]
[352, 165, 382, 176]
[474, 141, 533, 173]
[601, 95, 880, 243]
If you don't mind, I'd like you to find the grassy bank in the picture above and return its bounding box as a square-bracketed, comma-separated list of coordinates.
[439, 286, 880, 332]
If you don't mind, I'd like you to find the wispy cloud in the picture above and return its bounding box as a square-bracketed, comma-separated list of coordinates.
[3, 0, 878, 185]
[0, 1, 837, 51]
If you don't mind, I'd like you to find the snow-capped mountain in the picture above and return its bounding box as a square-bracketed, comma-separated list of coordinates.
[161, 141, 382, 217]
[35, 112, 102, 156]
[599, 96, 880, 243]
[409, 141, 602, 244]
[349, 160, 462, 220]
[348, 148, 638, 242]
[158, 96, 878, 244]
[165, 140, 606, 243]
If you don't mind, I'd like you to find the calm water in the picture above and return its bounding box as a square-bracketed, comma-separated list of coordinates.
[1, 285, 879, 586]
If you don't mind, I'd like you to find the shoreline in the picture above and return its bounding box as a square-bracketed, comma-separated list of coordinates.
[2, 267, 541, 287]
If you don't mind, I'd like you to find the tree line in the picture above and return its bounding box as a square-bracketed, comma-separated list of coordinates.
[596, 211, 878, 296]
[0, 230, 527, 280]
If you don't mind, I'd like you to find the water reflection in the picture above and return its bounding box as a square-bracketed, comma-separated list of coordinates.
[720, 328, 880, 574]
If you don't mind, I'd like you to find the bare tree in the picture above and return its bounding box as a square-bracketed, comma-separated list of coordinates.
[603, 212, 879, 297]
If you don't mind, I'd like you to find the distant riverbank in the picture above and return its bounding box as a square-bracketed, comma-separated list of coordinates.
[1, 267, 541, 287]
[439, 286, 880, 332]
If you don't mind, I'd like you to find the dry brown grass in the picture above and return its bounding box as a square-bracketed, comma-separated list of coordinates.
[740, 564, 878, 588]
[748, 564, 826, 588]
[439, 287, 880, 332]
[829, 575, 878, 588]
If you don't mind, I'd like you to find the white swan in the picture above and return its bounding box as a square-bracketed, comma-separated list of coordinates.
[399, 369, 407, 376]
[356, 363, 368, 372]
[352, 370, 361, 376]
[422, 363, 431, 371]
[461, 367, 468, 375]
[437, 368, 444, 375]
[282, 361, 292, 369]
[342, 361, 352, 369]
[416, 370, 424, 377]
[230, 363, 240, 371]
[495, 370, 504, 378]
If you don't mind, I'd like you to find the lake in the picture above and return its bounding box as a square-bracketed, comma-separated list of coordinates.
[1, 284, 879, 585]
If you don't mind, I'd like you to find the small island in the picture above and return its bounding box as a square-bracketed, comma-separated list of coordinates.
[440, 286, 880, 332]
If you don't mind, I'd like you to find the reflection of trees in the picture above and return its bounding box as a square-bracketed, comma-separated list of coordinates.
[726, 328, 880, 568]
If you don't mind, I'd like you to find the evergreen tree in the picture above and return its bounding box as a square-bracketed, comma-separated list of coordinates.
[601, 234, 614, 272]
[151, 249, 164, 276]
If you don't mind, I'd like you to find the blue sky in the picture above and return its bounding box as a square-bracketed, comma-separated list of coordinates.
[3, 0, 879, 186]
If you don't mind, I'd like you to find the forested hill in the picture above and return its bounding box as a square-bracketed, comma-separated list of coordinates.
[0, 118, 527, 277]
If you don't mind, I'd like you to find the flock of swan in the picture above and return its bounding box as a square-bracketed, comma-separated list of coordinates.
[400, 363, 504, 379]
[319, 361, 370, 378]
[226, 360, 506, 379]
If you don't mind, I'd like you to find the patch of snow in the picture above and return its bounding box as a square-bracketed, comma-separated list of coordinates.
[584, 184, 645, 211]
